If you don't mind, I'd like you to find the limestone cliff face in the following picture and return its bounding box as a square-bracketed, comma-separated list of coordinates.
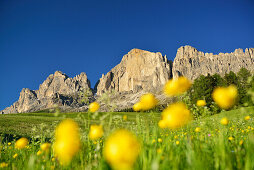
[95, 49, 172, 95]
[2, 46, 254, 114]
[173, 46, 254, 80]
[1, 71, 92, 114]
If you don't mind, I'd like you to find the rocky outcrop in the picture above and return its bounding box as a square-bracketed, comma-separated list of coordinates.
[1, 71, 92, 114]
[2, 46, 254, 113]
[173, 46, 254, 80]
[95, 49, 172, 95]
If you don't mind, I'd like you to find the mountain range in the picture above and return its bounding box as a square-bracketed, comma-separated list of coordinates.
[1, 45, 254, 114]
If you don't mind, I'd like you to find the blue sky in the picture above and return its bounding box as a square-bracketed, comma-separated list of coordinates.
[0, 0, 254, 110]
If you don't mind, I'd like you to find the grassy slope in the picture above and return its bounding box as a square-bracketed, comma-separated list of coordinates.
[0, 106, 253, 138]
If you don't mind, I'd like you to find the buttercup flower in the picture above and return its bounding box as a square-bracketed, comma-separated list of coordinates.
[139, 93, 158, 111]
[103, 129, 140, 170]
[89, 102, 100, 112]
[13, 153, 18, 159]
[133, 102, 142, 111]
[123, 115, 128, 121]
[160, 102, 191, 129]
[15, 137, 28, 149]
[158, 119, 167, 129]
[89, 125, 104, 140]
[244, 116, 250, 121]
[37, 150, 42, 156]
[41, 143, 51, 152]
[196, 100, 206, 106]
[158, 138, 162, 143]
[0, 162, 8, 168]
[164, 77, 191, 96]
[195, 127, 201, 132]
[54, 119, 80, 165]
[228, 136, 234, 141]
[220, 117, 229, 125]
[212, 85, 238, 109]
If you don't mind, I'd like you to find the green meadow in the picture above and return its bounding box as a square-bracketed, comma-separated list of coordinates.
[0, 106, 254, 169]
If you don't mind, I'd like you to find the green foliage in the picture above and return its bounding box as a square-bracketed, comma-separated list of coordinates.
[78, 88, 93, 105]
[185, 68, 253, 118]
[1, 107, 254, 169]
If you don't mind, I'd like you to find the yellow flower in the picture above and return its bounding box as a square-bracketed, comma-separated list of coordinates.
[89, 102, 100, 112]
[156, 148, 162, 153]
[158, 138, 162, 143]
[133, 102, 142, 111]
[220, 117, 229, 125]
[212, 85, 238, 109]
[51, 157, 55, 161]
[123, 115, 128, 121]
[152, 139, 156, 144]
[195, 127, 201, 132]
[158, 119, 167, 129]
[13, 153, 18, 159]
[228, 136, 234, 141]
[41, 143, 51, 152]
[176, 141, 180, 145]
[103, 129, 140, 170]
[196, 100, 206, 106]
[7, 142, 11, 146]
[54, 119, 80, 165]
[139, 93, 158, 111]
[0, 162, 8, 168]
[37, 150, 42, 156]
[164, 76, 191, 96]
[89, 125, 104, 140]
[15, 137, 28, 149]
[245, 116, 250, 121]
[160, 102, 191, 129]
[239, 140, 244, 145]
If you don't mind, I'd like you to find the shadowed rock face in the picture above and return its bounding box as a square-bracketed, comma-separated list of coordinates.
[173, 46, 254, 80]
[2, 71, 92, 114]
[95, 49, 172, 95]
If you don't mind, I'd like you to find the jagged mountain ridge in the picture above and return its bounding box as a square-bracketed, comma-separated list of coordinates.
[1, 71, 92, 114]
[1, 45, 254, 113]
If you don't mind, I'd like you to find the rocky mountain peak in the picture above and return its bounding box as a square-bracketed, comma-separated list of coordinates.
[173, 46, 254, 80]
[95, 48, 172, 95]
[1, 71, 92, 114]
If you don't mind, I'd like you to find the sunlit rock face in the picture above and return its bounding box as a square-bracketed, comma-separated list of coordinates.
[95, 48, 172, 95]
[173, 45, 254, 80]
[1, 71, 92, 114]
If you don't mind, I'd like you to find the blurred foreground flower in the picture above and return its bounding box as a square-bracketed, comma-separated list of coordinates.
[212, 85, 238, 109]
[220, 117, 229, 125]
[15, 137, 28, 149]
[103, 129, 140, 170]
[0, 162, 8, 168]
[133, 102, 142, 111]
[159, 102, 191, 129]
[89, 125, 104, 140]
[41, 143, 51, 152]
[13, 153, 18, 159]
[195, 127, 201, 132]
[123, 115, 128, 121]
[196, 100, 206, 106]
[89, 102, 100, 112]
[164, 77, 191, 96]
[133, 93, 158, 111]
[54, 119, 80, 165]
[245, 116, 250, 121]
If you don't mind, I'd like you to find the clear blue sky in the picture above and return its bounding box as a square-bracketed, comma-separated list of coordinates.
[0, 0, 254, 110]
